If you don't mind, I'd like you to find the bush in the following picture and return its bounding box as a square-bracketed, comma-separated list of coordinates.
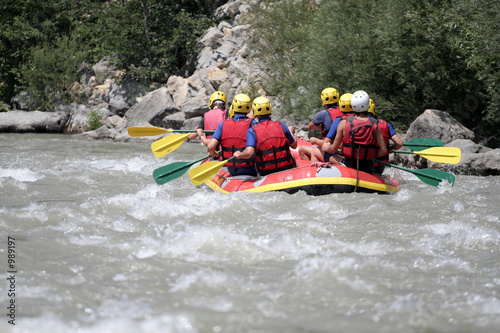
[247, 0, 500, 138]
[21, 36, 87, 110]
[86, 108, 104, 131]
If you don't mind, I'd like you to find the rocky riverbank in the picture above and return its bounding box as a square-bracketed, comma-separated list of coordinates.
[1, 0, 499, 176]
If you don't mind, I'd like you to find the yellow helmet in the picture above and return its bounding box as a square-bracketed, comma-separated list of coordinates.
[368, 98, 376, 115]
[339, 93, 353, 112]
[209, 91, 226, 108]
[231, 94, 252, 115]
[228, 103, 235, 118]
[252, 96, 272, 116]
[321, 87, 339, 106]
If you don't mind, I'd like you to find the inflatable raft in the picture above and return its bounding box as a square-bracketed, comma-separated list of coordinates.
[200, 161, 400, 195]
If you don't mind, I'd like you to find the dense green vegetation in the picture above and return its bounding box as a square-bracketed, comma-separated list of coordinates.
[0, 0, 221, 109]
[1, 0, 498, 141]
[247, 0, 500, 139]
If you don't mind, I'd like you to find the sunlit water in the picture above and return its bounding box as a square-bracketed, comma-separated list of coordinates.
[0, 133, 499, 333]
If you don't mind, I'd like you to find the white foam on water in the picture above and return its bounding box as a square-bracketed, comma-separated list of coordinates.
[2, 313, 198, 333]
[421, 220, 500, 250]
[169, 268, 232, 293]
[0, 167, 45, 182]
[6, 202, 49, 223]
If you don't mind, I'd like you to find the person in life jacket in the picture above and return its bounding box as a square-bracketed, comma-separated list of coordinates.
[233, 96, 298, 176]
[312, 93, 357, 165]
[367, 98, 403, 174]
[192, 91, 228, 146]
[207, 94, 257, 176]
[322, 90, 387, 174]
[298, 87, 343, 162]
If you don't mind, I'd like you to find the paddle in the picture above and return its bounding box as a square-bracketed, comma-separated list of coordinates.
[402, 138, 443, 151]
[374, 159, 455, 187]
[150, 133, 191, 158]
[153, 155, 210, 185]
[394, 147, 461, 164]
[189, 157, 235, 186]
[127, 126, 214, 137]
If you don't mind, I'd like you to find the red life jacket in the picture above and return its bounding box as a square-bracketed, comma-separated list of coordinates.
[321, 107, 343, 138]
[204, 108, 227, 138]
[253, 120, 295, 174]
[220, 118, 254, 169]
[376, 119, 391, 163]
[341, 116, 379, 160]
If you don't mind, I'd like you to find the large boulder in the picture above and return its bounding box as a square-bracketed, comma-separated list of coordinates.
[406, 109, 475, 144]
[108, 79, 147, 116]
[0, 111, 68, 133]
[124, 87, 181, 128]
[397, 111, 499, 175]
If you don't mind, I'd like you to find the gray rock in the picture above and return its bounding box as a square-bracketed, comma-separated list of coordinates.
[108, 79, 147, 116]
[0, 111, 68, 133]
[10, 92, 36, 111]
[198, 27, 224, 49]
[406, 109, 475, 144]
[124, 87, 181, 128]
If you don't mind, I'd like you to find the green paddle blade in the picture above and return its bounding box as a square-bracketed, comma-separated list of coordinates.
[403, 138, 443, 151]
[153, 161, 195, 185]
[128, 126, 172, 137]
[375, 159, 455, 187]
[189, 157, 234, 186]
[151, 133, 190, 158]
[412, 168, 456, 187]
[394, 147, 462, 164]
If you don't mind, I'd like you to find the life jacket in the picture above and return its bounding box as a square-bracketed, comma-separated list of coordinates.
[321, 107, 343, 138]
[341, 116, 379, 160]
[376, 119, 391, 163]
[220, 118, 254, 169]
[204, 108, 227, 138]
[253, 120, 295, 174]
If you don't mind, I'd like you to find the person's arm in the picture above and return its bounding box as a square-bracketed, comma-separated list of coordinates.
[207, 138, 219, 159]
[308, 111, 324, 131]
[282, 122, 297, 149]
[308, 121, 317, 131]
[200, 135, 210, 146]
[234, 146, 255, 160]
[322, 120, 344, 154]
[390, 134, 403, 152]
[387, 123, 403, 151]
[309, 137, 325, 145]
[375, 126, 388, 157]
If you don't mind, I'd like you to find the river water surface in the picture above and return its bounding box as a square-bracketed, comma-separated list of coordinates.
[0, 133, 499, 333]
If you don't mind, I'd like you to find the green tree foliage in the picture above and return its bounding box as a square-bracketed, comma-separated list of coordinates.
[0, 0, 219, 108]
[247, 0, 500, 138]
[21, 36, 87, 109]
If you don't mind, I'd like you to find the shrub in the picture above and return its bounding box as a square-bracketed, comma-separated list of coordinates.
[85, 108, 104, 131]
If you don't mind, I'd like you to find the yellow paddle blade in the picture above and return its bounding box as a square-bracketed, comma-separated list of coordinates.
[189, 159, 231, 186]
[151, 133, 190, 158]
[415, 147, 462, 164]
[127, 126, 173, 137]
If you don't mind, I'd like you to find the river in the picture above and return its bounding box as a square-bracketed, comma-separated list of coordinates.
[0, 133, 499, 333]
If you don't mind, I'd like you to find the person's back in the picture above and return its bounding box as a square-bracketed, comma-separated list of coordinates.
[233, 96, 297, 176]
[196, 91, 228, 146]
[299, 87, 341, 162]
[253, 118, 296, 175]
[323, 91, 387, 174]
[207, 94, 256, 176]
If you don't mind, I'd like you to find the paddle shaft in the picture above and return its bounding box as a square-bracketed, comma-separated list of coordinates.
[128, 126, 214, 137]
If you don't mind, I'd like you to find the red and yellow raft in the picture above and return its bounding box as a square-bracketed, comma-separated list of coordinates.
[200, 160, 400, 195]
